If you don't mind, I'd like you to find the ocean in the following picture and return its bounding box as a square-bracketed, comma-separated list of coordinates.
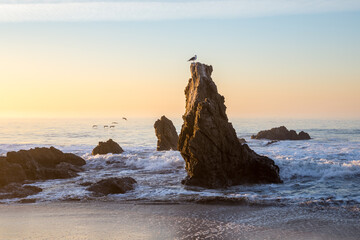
[0, 117, 359, 207]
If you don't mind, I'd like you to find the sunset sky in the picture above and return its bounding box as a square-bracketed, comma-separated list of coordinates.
[0, 0, 359, 118]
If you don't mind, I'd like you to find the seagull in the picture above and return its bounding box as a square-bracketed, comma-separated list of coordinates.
[188, 55, 197, 63]
[122, 117, 127, 121]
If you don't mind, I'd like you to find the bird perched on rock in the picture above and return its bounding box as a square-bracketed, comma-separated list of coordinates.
[188, 55, 197, 63]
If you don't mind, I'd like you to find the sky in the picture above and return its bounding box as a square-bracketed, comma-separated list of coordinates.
[0, 0, 360, 119]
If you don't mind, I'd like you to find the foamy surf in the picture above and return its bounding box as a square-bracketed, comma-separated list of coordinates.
[0, 118, 359, 207]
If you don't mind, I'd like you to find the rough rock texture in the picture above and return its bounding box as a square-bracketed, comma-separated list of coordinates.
[0, 183, 42, 200]
[154, 116, 179, 151]
[87, 177, 137, 195]
[178, 63, 282, 188]
[238, 138, 247, 144]
[251, 126, 311, 140]
[92, 139, 124, 155]
[0, 157, 26, 186]
[0, 147, 85, 187]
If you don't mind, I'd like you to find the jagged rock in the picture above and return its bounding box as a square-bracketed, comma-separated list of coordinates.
[238, 138, 247, 144]
[0, 147, 85, 187]
[92, 139, 124, 155]
[298, 131, 311, 140]
[251, 126, 311, 140]
[0, 183, 42, 200]
[178, 63, 282, 188]
[154, 116, 179, 151]
[87, 177, 137, 195]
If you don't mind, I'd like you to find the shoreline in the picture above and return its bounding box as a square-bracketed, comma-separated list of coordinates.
[0, 202, 359, 240]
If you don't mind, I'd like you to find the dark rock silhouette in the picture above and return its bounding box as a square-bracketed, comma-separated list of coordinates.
[298, 131, 311, 140]
[0, 147, 85, 187]
[251, 126, 311, 140]
[87, 177, 137, 195]
[178, 63, 282, 188]
[266, 140, 279, 146]
[154, 116, 179, 151]
[92, 139, 124, 155]
[238, 138, 247, 144]
[0, 183, 42, 200]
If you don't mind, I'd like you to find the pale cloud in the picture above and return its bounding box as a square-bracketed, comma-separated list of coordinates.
[0, 0, 359, 22]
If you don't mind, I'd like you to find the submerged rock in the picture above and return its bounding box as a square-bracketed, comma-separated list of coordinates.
[92, 139, 124, 155]
[0, 183, 42, 200]
[154, 116, 179, 151]
[87, 177, 137, 195]
[178, 63, 282, 188]
[251, 126, 311, 140]
[0, 147, 86, 187]
[266, 140, 279, 146]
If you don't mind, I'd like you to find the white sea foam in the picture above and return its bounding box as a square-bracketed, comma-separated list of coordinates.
[248, 139, 360, 181]
[83, 149, 184, 172]
[122, 150, 184, 171]
[0, 118, 359, 206]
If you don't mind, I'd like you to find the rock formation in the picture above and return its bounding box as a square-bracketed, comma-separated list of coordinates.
[238, 138, 247, 144]
[0, 147, 85, 187]
[0, 156, 26, 187]
[92, 139, 124, 155]
[154, 116, 179, 151]
[178, 63, 282, 188]
[0, 183, 42, 200]
[87, 177, 137, 195]
[251, 126, 311, 140]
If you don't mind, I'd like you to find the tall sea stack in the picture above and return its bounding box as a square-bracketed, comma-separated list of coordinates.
[178, 63, 282, 188]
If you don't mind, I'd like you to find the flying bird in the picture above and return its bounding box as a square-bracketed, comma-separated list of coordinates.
[188, 55, 197, 63]
[122, 117, 127, 121]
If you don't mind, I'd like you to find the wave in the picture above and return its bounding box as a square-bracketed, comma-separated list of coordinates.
[1, 128, 360, 207]
[248, 140, 360, 180]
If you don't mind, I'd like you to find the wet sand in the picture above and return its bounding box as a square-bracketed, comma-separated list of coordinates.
[0, 202, 359, 240]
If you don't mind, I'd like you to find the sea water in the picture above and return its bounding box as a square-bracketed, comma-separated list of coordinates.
[0, 117, 359, 206]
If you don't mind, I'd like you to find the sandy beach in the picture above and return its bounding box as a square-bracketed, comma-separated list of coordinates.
[0, 202, 359, 240]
